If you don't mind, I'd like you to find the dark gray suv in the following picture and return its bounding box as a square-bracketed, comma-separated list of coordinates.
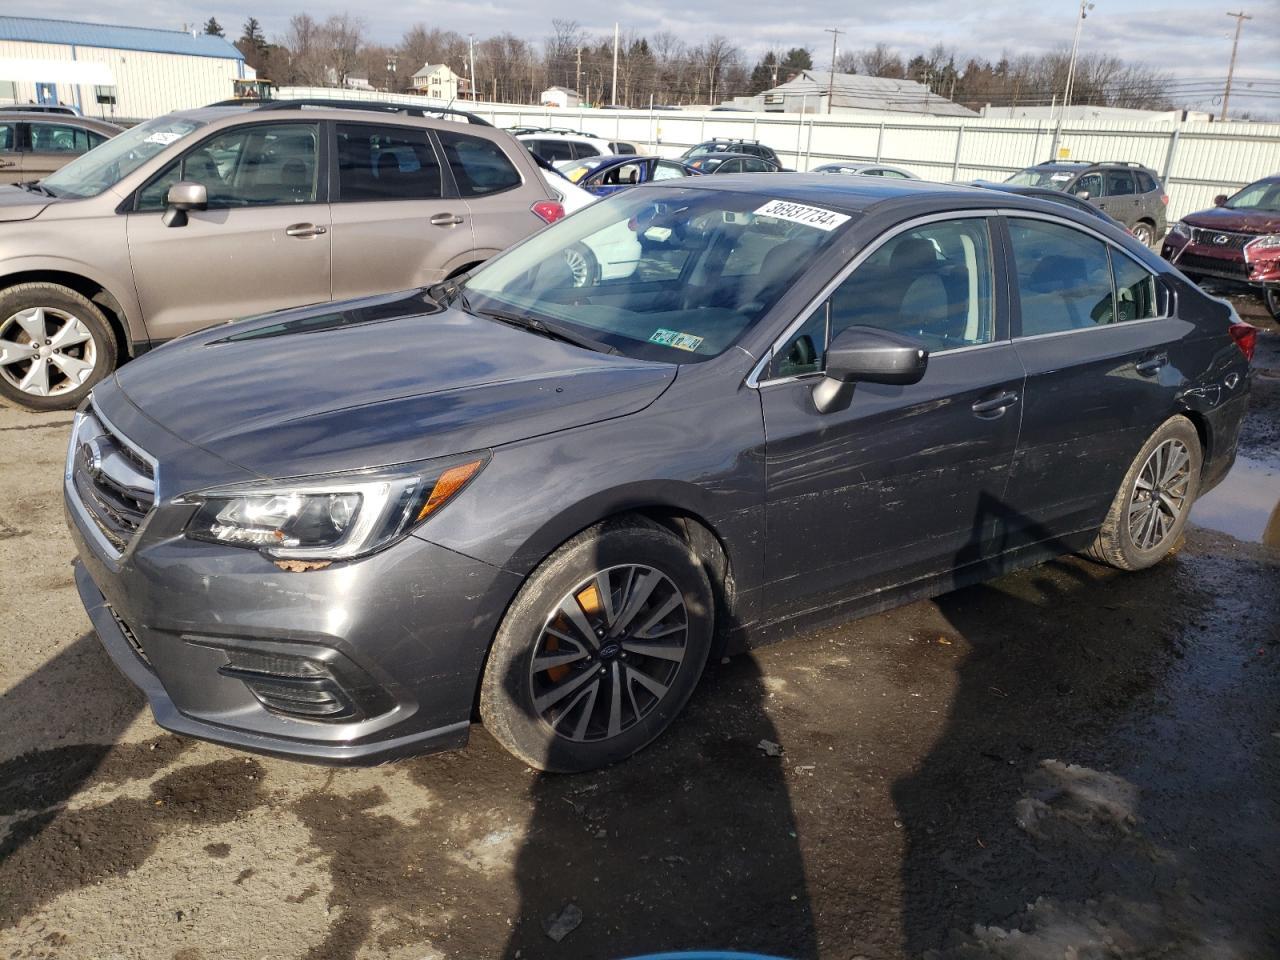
[1005, 160, 1169, 247]
[67, 177, 1253, 772]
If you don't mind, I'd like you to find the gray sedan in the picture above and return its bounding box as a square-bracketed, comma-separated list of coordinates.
[812, 161, 919, 179]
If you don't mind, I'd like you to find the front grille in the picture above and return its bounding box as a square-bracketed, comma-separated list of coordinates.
[70, 407, 156, 554]
[1188, 227, 1255, 250]
[1176, 252, 1251, 279]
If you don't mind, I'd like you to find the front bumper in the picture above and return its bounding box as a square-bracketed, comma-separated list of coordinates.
[1163, 236, 1280, 289]
[68, 495, 524, 765]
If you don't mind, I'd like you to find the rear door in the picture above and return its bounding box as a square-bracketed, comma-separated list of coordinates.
[1102, 169, 1138, 227]
[760, 214, 1024, 617]
[1000, 213, 1188, 544]
[330, 121, 475, 297]
[435, 128, 545, 262]
[0, 121, 19, 183]
[125, 120, 332, 340]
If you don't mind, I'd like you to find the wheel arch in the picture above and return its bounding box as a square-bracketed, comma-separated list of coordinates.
[0, 268, 137, 358]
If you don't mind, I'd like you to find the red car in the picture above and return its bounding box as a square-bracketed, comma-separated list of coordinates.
[1162, 175, 1280, 319]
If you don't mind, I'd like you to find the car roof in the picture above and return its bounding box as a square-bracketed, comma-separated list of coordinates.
[693, 152, 761, 161]
[516, 131, 599, 142]
[1031, 160, 1156, 174]
[0, 112, 122, 132]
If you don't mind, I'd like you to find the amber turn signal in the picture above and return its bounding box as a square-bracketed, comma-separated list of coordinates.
[416, 459, 485, 522]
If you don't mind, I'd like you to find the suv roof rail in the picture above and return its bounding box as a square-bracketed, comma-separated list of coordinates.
[511, 126, 600, 138]
[209, 98, 492, 126]
[1099, 160, 1149, 169]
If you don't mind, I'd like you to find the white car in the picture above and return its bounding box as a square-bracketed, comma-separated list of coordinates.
[811, 161, 920, 179]
[539, 169, 597, 214]
[516, 129, 637, 164]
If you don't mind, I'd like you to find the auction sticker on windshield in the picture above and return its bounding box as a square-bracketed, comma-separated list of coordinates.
[650, 328, 704, 351]
[754, 199, 851, 232]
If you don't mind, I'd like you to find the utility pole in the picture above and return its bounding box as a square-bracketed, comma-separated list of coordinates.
[576, 45, 582, 100]
[468, 34, 477, 102]
[1222, 11, 1251, 121]
[1052, 0, 1093, 160]
[824, 27, 842, 114]
[611, 23, 620, 107]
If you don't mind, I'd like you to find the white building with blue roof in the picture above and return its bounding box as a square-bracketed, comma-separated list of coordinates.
[0, 16, 252, 120]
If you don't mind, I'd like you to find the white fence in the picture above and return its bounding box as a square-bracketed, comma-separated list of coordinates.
[278, 87, 1280, 222]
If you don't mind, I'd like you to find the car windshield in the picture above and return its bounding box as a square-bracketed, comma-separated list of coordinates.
[464, 188, 854, 363]
[555, 156, 617, 183]
[685, 143, 730, 158]
[1005, 167, 1079, 190]
[40, 116, 203, 199]
[1224, 180, 1280, 212]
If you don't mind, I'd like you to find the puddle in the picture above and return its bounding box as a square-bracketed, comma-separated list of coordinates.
[1190, 453, 1280, 546]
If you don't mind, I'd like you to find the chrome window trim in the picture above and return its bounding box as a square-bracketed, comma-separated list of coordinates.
[755, 337, 1015, 389]
[746, 208, 1004, 389]
[1010, 314, 1167, 344]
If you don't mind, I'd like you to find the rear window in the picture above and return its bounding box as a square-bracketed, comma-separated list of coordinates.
[437, 130, 521, 196]
[337, 123, 442, 201]
[1135, 171, 1158, 193]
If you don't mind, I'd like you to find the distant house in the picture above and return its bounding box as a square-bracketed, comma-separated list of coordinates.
[725, 71, 977, 118]
[540, 86, 580, 109]
[343, 72, 374, 91]
[412, 63, 458, 101]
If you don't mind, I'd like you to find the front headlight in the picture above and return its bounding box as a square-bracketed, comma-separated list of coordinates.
[179, 453, 487, 560]
[1245, 233, 1280, 255]
[1169, 221, 1191, 240]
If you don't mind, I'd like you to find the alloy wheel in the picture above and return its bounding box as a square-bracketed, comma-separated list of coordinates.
[1131, 222, 1154, 247]
[0, 307, 98, 398]
[562, 246, 594, 288]
[1128, 438, 1192, 551]
[529, 564, 689, 743]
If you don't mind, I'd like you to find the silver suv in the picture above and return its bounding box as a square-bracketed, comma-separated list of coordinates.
[0, 99, 564, 410]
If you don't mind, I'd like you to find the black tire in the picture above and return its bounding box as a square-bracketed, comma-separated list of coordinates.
[480, 518, 713, 772]
[0, 283, 117, 411]
[1265, 285, 1280, 322]
[1086, 416, 1202, 571]
[1130, 221, 1155, 248]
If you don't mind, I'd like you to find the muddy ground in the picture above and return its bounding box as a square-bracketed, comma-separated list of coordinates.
[1, 297, 1277, 960]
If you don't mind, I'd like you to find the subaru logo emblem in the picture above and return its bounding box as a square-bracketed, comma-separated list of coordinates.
[1213, 234, 1230, 245]
[81, 438, 104, 480]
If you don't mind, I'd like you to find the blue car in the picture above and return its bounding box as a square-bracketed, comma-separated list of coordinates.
[557, 154, 700, 197]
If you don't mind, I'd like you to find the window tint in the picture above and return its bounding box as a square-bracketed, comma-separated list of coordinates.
[437, 130, 521, 196]
[1105, 170, 1135, 196]
[337, 123, 441, 201]
[1135, 171, 1157, 193]
[138, 123, 319, 211]
[772, 217, 995, 378]
[0, 123, 14, 152]
[741, 157, 770, 173]
[31, 122, 93, 153]
[1112, 252, 1158, 323]
[571, 141, 604, 159]
[529, 139, 573, 163]
[1008, 218, 1116, 335]
[1074, 172, 1103, 198]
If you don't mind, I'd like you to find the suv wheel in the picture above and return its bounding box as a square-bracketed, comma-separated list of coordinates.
[0, 283, 117, 411]
[1130, 221, 1155, 247]
[480, 519, 713, 772]
[1265, 285, 1280, 322]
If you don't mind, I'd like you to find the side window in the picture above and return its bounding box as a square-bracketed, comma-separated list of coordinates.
[1074, 172, 1103, 198]
[1008, 218, 1116, 335]
[0, 123, 15, 153]
[137, 123, 319, 211]
[533, 139, 573, 163]
[652, 160, 687, 181]
[437, 130, 521, 196]
[600, 162, 642, 186]
[741, 158, 769, 173]
[881, 170, 910, 179]
[1106, 170, 1135, 196]
[336, 123, 441, 202]
[771, 217, 995, 378]
[1135, 171, 1157, 194]
[571, 141, 603, 160]
[87, 130, 107, 150]
[1112, 251, 1158, 323]
[718, 159, 742, 174]
[31, 122, 89, 153]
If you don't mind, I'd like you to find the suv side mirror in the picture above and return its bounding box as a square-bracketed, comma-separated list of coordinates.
[812, 326, 929, 414]
[1213, 194, 1228, 207]
[162, 181, 208, 228]
[1075, 189, 1091, 200]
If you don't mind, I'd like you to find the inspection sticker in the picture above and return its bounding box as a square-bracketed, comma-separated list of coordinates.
[754, 199, 851, 232]
[650, 328, 704, 352]
[143, 132, 184, 146]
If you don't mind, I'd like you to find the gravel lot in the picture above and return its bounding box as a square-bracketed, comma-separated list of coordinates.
[1, 297, 1277, 960]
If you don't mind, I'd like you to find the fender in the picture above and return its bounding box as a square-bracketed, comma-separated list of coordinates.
[0, 253, 149, 351]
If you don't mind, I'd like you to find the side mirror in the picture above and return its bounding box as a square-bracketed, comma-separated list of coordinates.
[812, 326, 929, 414]
[1213, 194, 1228, 207]
[1075, 190, 1091, 200]
[162, 181, 207, 228]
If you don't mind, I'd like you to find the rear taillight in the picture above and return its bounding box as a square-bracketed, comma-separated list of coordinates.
[1229, 321, 1257, 362]
[531, 200, 565, 224]
[1160, 194, 1169, 206]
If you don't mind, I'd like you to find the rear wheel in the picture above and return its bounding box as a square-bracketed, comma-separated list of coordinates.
[1087, 416, 1202, 571]
[1265, 285, 1280, 321]
[0, 283, 116, 411]
[480, 519, 713, 772]
[1130, 221, 1155, 247]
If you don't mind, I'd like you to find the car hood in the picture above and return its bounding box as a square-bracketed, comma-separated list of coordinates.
[1182, 206, 1280, 234]
[112, 289, 677, 480]
[0, 184, 54, 222]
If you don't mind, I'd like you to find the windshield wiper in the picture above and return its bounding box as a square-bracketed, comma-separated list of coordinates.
[18, 181, 56, 198]
[475, 307, 617, 355]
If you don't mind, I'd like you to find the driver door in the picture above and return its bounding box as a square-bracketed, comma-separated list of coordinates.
[759, 215, 1025, 618]
[124, 121, 332, 341]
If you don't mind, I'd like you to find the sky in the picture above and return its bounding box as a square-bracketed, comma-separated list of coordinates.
[8, 0, 1280, 117]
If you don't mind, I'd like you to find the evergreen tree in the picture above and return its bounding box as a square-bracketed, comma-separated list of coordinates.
[203, 17, 224, 37]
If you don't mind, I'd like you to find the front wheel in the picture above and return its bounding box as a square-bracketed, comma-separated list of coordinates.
[480, 519, 713, 772]
[1087, 416, 1202, 571]
[0, 283, 117, 411]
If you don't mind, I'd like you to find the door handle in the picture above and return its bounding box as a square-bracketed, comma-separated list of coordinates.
[1135, 354, 1168, 376]
[285, 223, 327, 238]
[429, 213, 465, 226]
[971, 391, 1019, 416]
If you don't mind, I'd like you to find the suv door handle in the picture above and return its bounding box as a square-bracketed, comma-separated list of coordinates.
[430, 213, 465, 226]
[971, 391, 1020, 416]
[1135, 354, 1168, 376]
[285, 223, 327, 238]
